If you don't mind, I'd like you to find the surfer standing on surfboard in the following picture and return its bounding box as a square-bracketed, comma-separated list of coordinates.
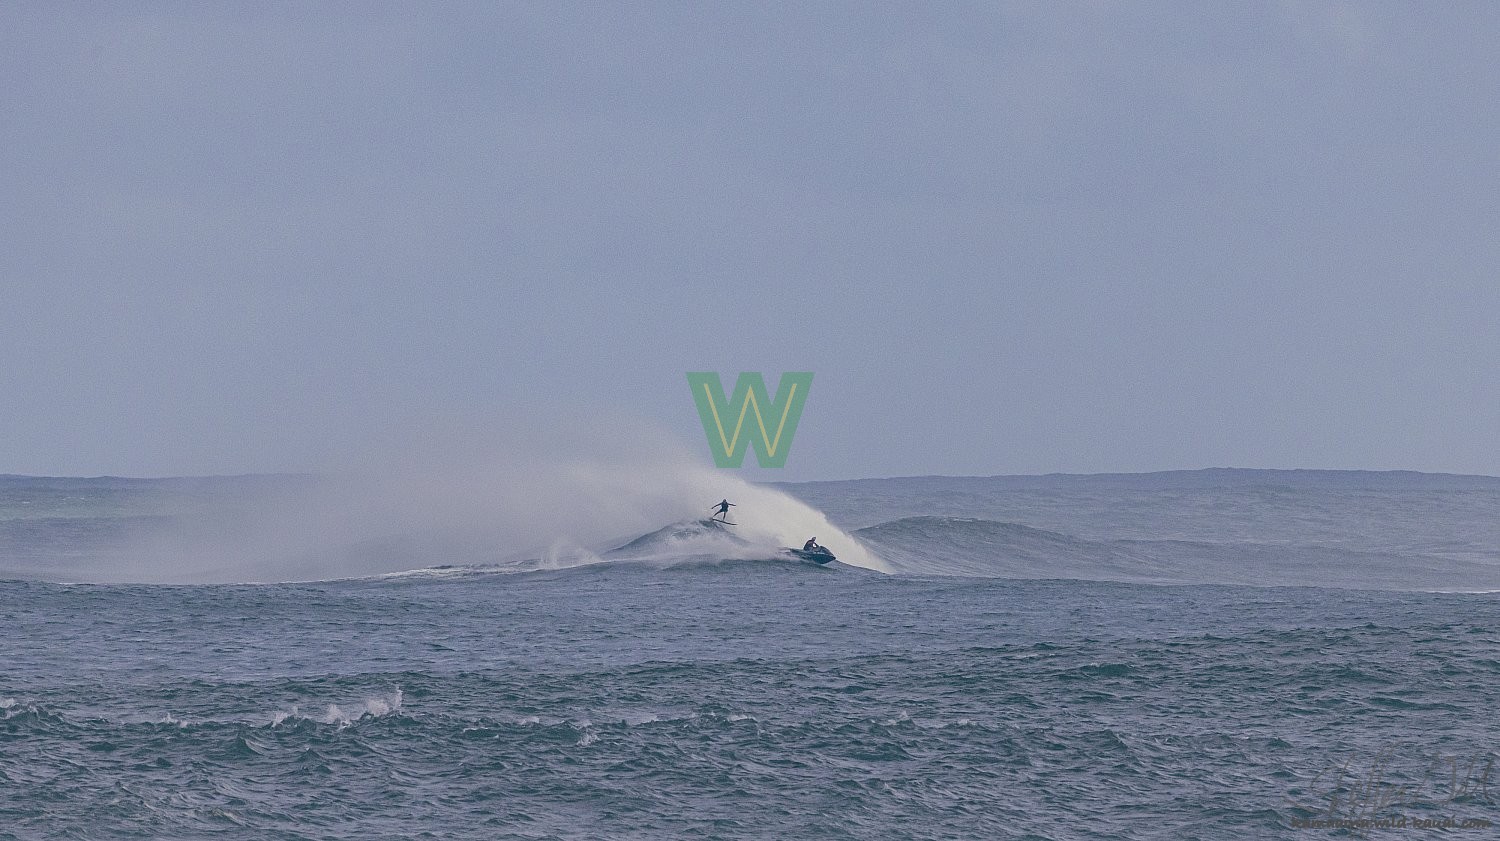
[710, 499, 735, 523]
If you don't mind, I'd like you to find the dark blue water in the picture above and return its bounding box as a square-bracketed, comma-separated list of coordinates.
[2, 472, 1498, 838]
[3, 566, 1498, 839]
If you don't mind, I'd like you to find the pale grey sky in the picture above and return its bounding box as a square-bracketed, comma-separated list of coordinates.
[2, 2, 1497, 479]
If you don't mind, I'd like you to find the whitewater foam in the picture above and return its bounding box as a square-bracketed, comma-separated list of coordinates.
[270, 689, 404, 728]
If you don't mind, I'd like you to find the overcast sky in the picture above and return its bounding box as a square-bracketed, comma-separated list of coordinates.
[2, 2, 1497, 480]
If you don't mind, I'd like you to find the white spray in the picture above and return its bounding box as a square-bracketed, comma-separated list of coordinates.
[101, 412, 888, 582]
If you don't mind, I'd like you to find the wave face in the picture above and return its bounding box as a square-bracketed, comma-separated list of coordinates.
[855, 516, 1500, 591]
[855, 516, 1132, 578]
[605, 518, 750, 558]
[786, 470, 1500, 592]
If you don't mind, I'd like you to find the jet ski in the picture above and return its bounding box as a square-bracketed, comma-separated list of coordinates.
[788, 546, 836, 565]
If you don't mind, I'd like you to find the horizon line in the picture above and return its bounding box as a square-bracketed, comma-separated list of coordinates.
[3, 465, 1499, 483]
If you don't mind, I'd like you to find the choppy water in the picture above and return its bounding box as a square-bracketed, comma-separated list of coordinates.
[2, 471, 1498, 839]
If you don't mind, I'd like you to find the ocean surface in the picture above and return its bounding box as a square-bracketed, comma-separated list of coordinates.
[2, 470, 1498, 839]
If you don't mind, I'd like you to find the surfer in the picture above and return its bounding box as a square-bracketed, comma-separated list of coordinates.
[803, 537, 820, 551]
[710, 499, 735, 523]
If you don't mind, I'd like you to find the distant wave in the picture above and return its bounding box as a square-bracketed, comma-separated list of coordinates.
[856, 516, 1500, 591]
